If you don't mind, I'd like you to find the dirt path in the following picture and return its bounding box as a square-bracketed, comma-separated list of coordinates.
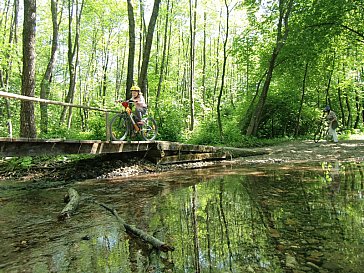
[240, 140, 364, 164]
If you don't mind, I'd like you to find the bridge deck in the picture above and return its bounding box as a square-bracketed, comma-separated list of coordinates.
[0, 138, 232, 164]
[0, 138, 267, 164]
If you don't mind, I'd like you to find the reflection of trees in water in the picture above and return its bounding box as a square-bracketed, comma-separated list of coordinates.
[234, 163, 364, 273]
[169, 163, 364, 272]
[159, 175, 282, 272]
[321, 161, 364, 197]
[25, 164, 363, 273]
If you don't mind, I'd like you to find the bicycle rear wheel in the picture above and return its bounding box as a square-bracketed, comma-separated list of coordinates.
[109, 113, 129, 141]
[141, 117, 158, 141]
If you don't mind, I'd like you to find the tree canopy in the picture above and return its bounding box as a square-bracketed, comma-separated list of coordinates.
[0, 0, 363, 143]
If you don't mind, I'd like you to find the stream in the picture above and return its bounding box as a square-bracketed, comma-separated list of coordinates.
[1, 160, 364, 272]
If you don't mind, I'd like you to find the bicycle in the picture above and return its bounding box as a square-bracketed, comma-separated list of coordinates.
[313, 118, 329, 143]
[109, 100, 158, 141]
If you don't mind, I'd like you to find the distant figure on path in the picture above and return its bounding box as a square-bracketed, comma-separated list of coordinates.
[323, 105, 339, 143]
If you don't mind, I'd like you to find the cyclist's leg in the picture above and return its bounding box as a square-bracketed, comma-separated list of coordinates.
[134, 109, 142, 122]
[331, 128, 339, 142]
[323, 126, 331, 142]
[136, 107, 147, 124]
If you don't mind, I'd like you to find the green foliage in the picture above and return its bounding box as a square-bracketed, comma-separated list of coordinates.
[155, 104, 185, 142]
[87, 114, 107, 140]
[188, 112, 289, 148]
[188, 119, 221, 145]
[1, 0, 363, 143]
[2, 156, 34, 171]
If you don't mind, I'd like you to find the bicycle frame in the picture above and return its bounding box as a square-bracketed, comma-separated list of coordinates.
[314, 119, 330, 143]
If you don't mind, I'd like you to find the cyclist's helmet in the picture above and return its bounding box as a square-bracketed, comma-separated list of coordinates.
[324, 105, 330, 112]
[130, 85, 141, 92]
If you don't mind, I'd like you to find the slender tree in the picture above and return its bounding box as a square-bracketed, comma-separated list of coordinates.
[188, 0, 197, 131]
[246, 0, 294, 136]
[0, 0, 19, 137]
[202, 11, 207, 105]
[126, 0, 136, 98]
[138, 0, 161, 96]
[217, 0, 233, 141]
[294, 62, 308, 136]
[20, 0, 37, 138]
[156, 0, 171, 110]
[40, 0, 61, 134]
[59, 0, 84, 128]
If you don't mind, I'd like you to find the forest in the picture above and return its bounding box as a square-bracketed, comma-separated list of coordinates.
[0, 0, 363, 146]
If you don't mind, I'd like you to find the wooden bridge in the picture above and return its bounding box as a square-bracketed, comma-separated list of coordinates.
[0, 137, 266, 164]
[0, 91, 267, 164]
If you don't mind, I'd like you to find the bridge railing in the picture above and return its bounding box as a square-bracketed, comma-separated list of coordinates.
[0, 91, 118, 140]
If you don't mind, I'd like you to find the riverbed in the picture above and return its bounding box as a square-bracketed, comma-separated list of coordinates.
[1, 158, 363, 272]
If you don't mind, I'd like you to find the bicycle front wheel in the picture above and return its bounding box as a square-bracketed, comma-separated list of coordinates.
[110, 113, 129, 141]
[141, 117, 158, 141]
[313, 120, 324, 143]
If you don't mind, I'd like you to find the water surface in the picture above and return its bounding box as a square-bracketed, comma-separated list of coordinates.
[1, 161, 363, 272]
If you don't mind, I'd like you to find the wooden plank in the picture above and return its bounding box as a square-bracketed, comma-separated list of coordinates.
[0, 139, 156, 157]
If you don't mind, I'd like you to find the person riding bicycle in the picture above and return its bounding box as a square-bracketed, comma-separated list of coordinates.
[323, 105, 339, 143]
[130, 85, 147, 125]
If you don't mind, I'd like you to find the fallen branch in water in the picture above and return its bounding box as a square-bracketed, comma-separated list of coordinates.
[58, 188, 80, 221]
[95, 200, 175, 252]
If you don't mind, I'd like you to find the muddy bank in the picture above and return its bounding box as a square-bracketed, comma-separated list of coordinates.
[1, 140, 364, 189]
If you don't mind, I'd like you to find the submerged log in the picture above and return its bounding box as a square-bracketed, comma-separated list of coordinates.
[58, 188, 80, 221]
[95, 201, 175, 252]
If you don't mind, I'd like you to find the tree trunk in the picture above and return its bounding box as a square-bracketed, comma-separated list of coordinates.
[345, 92, 352, 127]
[156, 0, 171, 110]
[354, 87, 361, 128]
[58, 188, 80, 221]
[337, 79, 345, 128]
[202, 12, 207, 105]
[240, 72, 265, 133]
[20, 0, 37, 138]
[138, 0, 147, 80]
[217, 0, 230, 141]
[212, 11, 221, 114]
[246, 0, 293, 136]
[60, 0, 83, 127]
[96, 201, 174, 252]
[188, 0, 197, 131]
[246, 51, 278, 136]
[100, 30, 111, 106]
[219, 181, 233, 271]
[40, 0, 60, 134]
[192, 185, 200, 272]
[294, 62, 309, 136]
[126, 0, 136, 98]
[0, 0, 19, 138]
[324, 63, 334, 106]
[115, 37, 126, 99]
[138, 0, 161, 96]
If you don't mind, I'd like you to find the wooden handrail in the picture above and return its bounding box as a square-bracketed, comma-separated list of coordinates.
[0, 91, 119, 140]
[0, 90, 116, 113]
